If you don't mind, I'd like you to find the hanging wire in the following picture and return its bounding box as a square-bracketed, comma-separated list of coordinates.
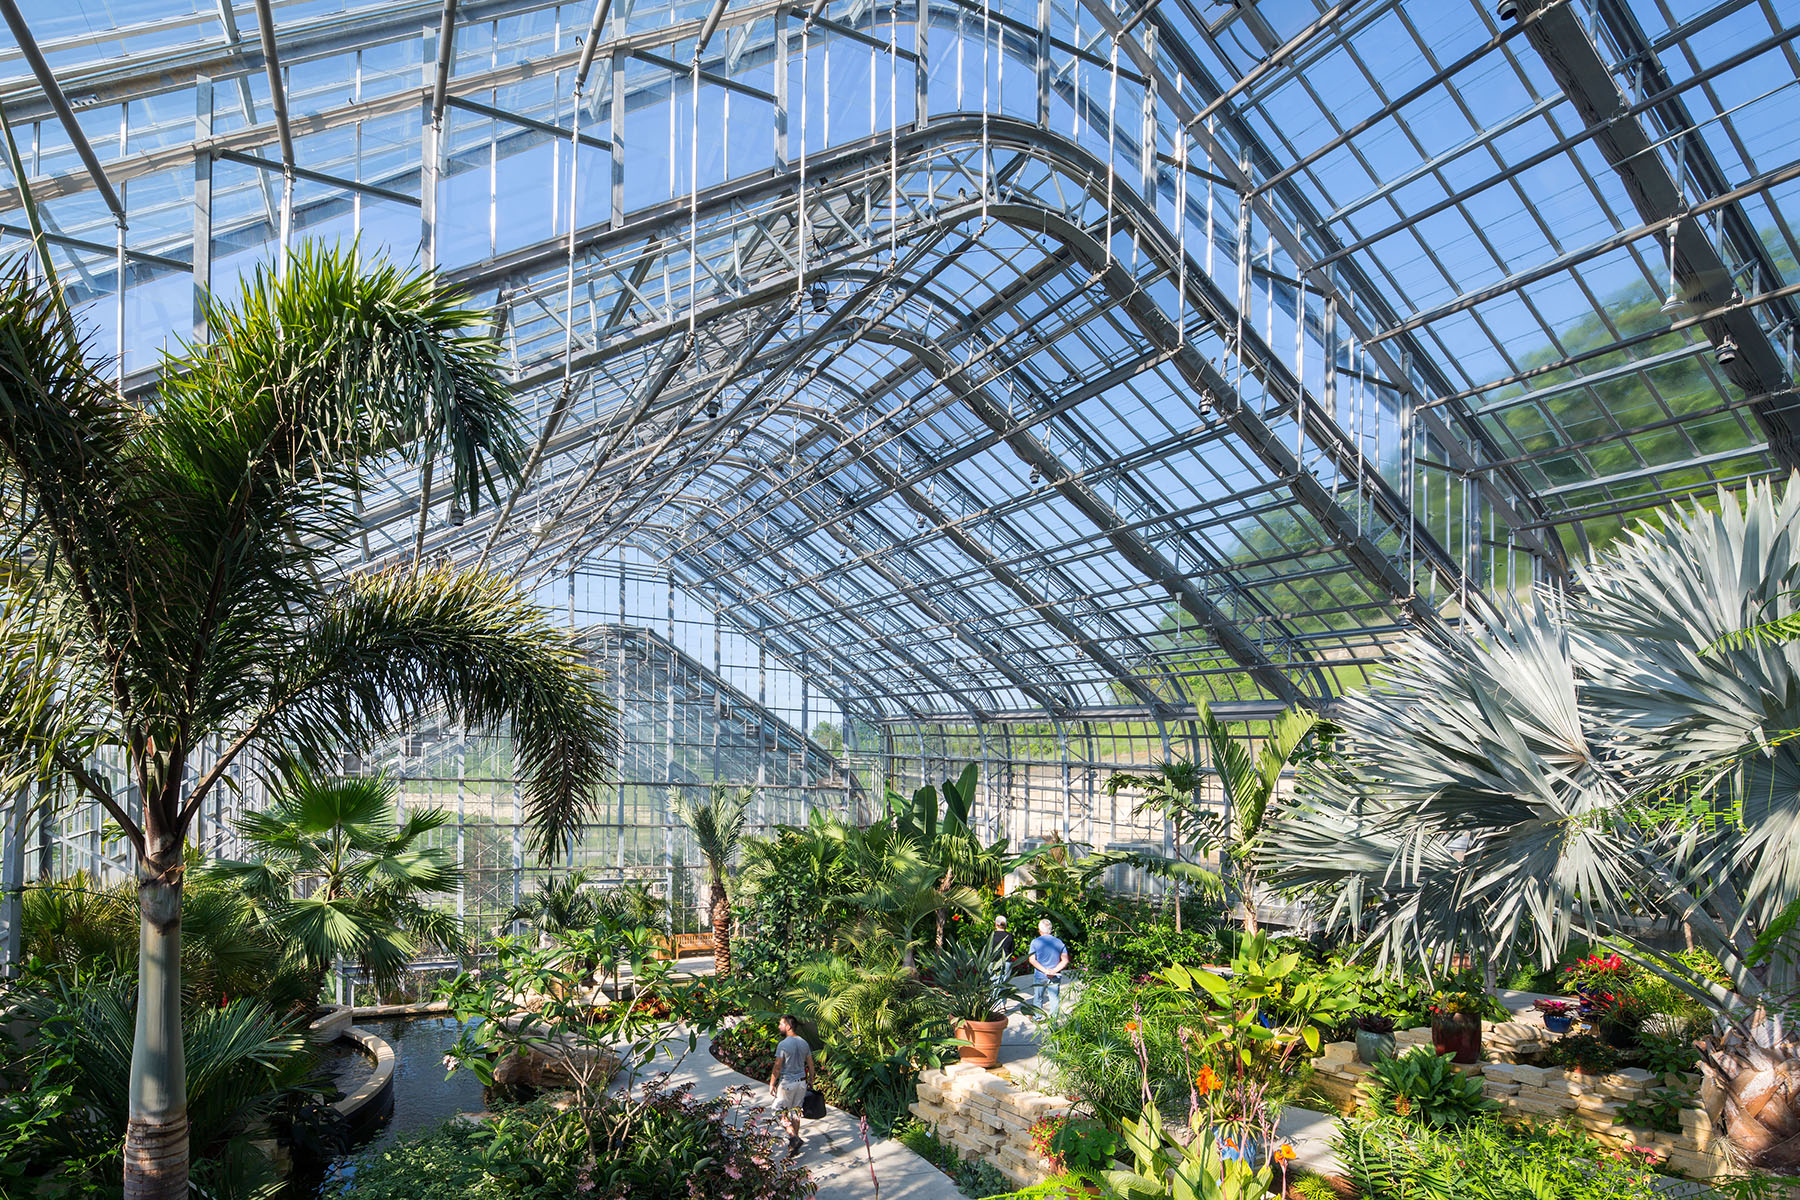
[798, 19, 810, 302]
[1175, 74, 1187, 349]
[888, 2, 898, 267]
[1294, 276, 1306, 466]
[980, 0, 992, 227]
[1103, 33, 1120, 267]
[565, 82, 583, 393]
[1204, 116, 1215, 280]
[688, 48, 700, 339]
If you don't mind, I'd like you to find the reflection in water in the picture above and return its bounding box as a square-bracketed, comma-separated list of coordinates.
[316, 1015, 486, 1195]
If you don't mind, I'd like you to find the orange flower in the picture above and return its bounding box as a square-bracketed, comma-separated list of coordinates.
[1192, 1065, 1222, 1094]
[1124, 1021, 1139, 1033]
[1272, 1143, 1297, 1164]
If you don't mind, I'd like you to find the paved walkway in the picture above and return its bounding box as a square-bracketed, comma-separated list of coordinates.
[622, 1032, 964, 1200]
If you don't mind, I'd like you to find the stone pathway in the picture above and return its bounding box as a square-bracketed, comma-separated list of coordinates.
[620, 1032, 965, 1200]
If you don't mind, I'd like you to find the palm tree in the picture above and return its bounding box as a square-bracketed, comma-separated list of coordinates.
[843, 846, 982, 972]
[1262, 477, 1800, 1171]
[672, 785, 750, 974]
[201, 771, 465, 1001]
[0, 247, 620, 1200]
[1101, 704, 1330, 934]
[506, 869, 605, 943]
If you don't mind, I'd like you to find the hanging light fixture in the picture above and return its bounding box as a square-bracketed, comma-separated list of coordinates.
[1660, 220, 1685, 316]
[810, 279, 830, 313]
[1717, 336, 1740, 366]
[1029, 464, 1042, 487]
[448, 499, 467, 527]
[706, 397, 721, 419]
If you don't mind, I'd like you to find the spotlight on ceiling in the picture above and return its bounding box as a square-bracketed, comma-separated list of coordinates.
[448, 499, 467, 527]
[1496, 0, 1520, 20]
[916, 514, 927, 530]
[1660, 291, 1685, 316]
[1716, 336, 1739, 366]
[1029, 465, 1042, 486]
[705, 398, 721, 419]
[809, 279, 830, 313]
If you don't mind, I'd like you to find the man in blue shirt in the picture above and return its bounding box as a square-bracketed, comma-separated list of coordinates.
[1028, 917, 1069, 1021]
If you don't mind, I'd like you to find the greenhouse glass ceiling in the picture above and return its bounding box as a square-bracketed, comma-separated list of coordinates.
[1, 0, 1796, 722]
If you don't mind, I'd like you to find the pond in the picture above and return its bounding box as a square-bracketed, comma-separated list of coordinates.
[312, 1015, 487, 1195]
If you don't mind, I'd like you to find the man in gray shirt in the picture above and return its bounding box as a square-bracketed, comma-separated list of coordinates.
[768, 1013, 815, 1155]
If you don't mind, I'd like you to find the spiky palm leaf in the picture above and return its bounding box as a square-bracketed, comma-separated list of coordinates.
[201, 772, 463, 994]
[1263, 476, 1800, 1169]
[673, 785, 751, 974]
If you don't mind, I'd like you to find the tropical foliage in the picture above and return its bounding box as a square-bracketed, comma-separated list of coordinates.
[201, 771, 464, 999]
[0, 245, 620, 1199]
[672, 784, 750, 974]
[1263, 477, 1800, 1170]
[1101, 703, 1333, 934]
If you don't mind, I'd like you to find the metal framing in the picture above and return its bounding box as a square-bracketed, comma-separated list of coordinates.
[3, 0, 1799, 942]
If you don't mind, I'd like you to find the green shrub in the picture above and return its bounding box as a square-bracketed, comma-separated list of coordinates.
[1543, 1032, 1622, 1075]
[1337, 1113, 1678, 1200]
[1041, 970, 1189, 1119]
[1363, 1047, 1497, 1127]
[1289, 1175, 1341, 1200]
[894, 1119, 1016, 1198]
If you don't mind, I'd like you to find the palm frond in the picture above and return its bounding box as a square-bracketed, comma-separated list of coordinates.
[259, 566, 619, 860]
[673, 784, 751, 883]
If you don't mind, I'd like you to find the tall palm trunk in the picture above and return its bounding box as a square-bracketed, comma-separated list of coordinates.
[124, 836, 188, 1200]
[710, 878, 732, 975]
[1240, 864, 1260, 937]
[1700, 1020, 1800, 1170]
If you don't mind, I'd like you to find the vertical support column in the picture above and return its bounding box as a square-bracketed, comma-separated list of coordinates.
[664, 569, 677, 926]
[192, 76, 213, 339]
[1139, 26, 1157, 202]
[757, 628, 769, 824]
[1, 786, 28, 978]
[914, 0, 929, 130]
[712, 594, 723, 783]
[456, 723, 467, 923]
[1056, 720, 1071, 844]
[421, 26, 439, 267]
[774, 8, 789, 167]
[1035, 0, 1051, 128]
[610, 47, 626, 229]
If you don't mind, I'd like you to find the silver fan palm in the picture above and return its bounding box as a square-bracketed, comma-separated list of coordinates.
[1264, 476, 1800, 1170]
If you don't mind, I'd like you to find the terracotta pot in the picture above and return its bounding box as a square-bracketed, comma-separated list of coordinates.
[1431, 1013, 1481, 1064]
[957, 1017, 1008, 1067]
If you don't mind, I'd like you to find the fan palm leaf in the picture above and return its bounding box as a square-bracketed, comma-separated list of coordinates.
[1263, 476, 1800, 1169]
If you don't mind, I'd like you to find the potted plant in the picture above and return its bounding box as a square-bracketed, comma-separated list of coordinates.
[1428, 988, 1485, 1064]
[924, 940, 1024, 1067]
[1587, 988, 1650, 1049]
[1031, 1114, 1120, 1185]
[1563, 951, 1630, 1007]
[1534, 998, 1577, 1035]
[1354, 1013, 1397, 1063]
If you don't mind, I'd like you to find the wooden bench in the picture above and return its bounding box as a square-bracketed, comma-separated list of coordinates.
[650, 932, 714, 961]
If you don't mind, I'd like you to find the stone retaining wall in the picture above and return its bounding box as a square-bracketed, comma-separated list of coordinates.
[910, 1062, 1073, 1187]
[1309, 1023, 1728, 1179]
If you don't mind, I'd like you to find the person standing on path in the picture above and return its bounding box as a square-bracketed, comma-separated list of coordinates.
[769, 1013, 815, 1156]
[1029, 917, 1069, 1021]
[988, 915, 1015, 974]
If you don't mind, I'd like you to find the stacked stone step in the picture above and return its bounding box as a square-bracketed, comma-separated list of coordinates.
[1307, 1035, 1729, 1179]
[912, 1062, 1073, 1186]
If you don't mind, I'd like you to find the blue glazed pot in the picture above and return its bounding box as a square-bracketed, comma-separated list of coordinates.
[1214, 1129, 1264, 1168]
[1543, 1013, 1574, 1034]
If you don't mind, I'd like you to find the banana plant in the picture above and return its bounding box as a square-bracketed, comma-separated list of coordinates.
[1098, 705, 1334, 934]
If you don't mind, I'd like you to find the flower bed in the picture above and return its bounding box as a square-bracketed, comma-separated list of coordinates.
[1305, 1024, 1724, 1178]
